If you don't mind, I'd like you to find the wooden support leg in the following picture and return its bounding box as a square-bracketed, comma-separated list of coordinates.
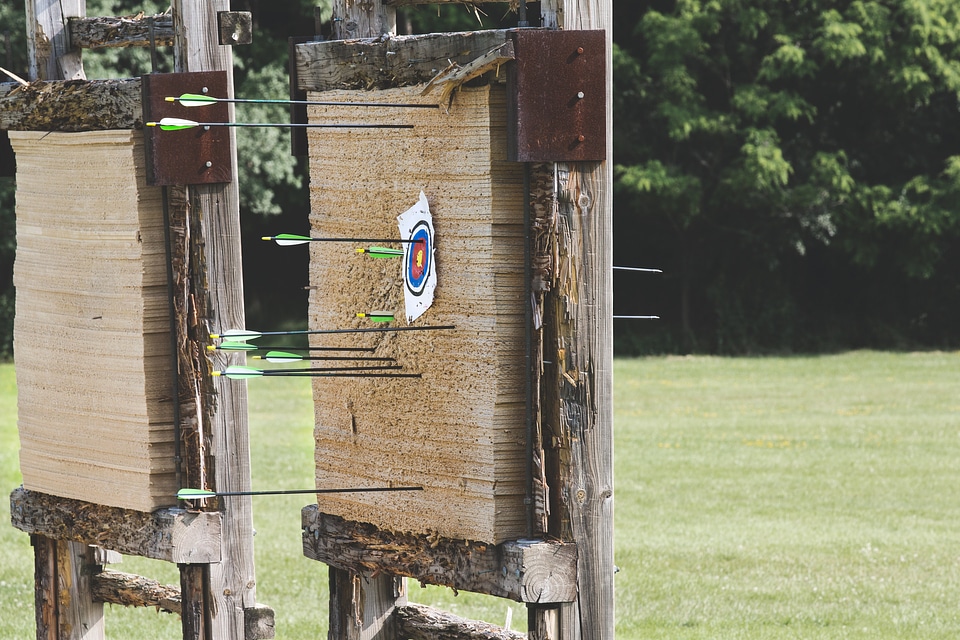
[180, 563, 209, 640]
[32, 535, 105, 640]
[329, 567, 405, 640]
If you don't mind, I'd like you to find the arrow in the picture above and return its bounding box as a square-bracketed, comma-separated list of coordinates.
[356, 246, 404, 258]
[263, 234, 418, 247]
[356, 312, 395, 323]
[146, 117, 413, 131]
[614, 266, 663, 273]
[213, 365, 422, 380]
[177, 486, 423, 500]
[208, 342, 376, 353]
[166, 93, 439, 110]
[210, 326, 455, 341]
[253, 351, 395, 364]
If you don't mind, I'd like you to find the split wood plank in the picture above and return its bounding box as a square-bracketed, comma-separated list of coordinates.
[395, 603, 525, 640]
[26, 0, 85, 81]
[11, 487, 222, 564]
[295, 30, 512, 91]
[302, 507, 577, 603]
[68, 14, 174, 49]
[0, 78, 141, 131]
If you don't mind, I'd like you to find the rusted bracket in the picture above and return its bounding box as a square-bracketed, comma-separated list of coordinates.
[141, 71, 233, 186]
[507, 29, 606, 162]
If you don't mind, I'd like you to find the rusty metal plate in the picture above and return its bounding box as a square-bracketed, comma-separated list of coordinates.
[507, 29, 606, 162]
[141, 71, 233, 186]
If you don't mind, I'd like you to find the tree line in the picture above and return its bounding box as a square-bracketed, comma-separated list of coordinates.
[1, 1, 958, 357]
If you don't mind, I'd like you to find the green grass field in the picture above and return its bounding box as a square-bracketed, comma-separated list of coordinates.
[3, 351, 960, 638]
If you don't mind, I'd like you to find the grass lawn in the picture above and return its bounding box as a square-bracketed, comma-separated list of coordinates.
[2, 351, 960, 637]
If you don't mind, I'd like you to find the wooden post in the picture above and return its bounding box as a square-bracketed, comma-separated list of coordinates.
[331, 0, 396, 39]
[531, 1, 614, 639]
[25, 0, 85, 81]
[32, 536, 105, 640]
[24, 3, 99, 638]
[170, 1, 259, 638]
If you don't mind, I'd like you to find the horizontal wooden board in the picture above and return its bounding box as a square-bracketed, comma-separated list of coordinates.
[10, 130, 177, 512]
[308, 85, 528, 544]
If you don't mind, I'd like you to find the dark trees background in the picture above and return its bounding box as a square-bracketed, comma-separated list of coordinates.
[1, 1, 959, 356]
[613, 1, 960, 353]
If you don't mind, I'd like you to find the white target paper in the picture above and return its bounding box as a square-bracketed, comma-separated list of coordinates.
[397, 191, 436, 322]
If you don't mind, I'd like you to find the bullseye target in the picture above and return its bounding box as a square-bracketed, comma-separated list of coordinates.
[396, 191, 436, 322]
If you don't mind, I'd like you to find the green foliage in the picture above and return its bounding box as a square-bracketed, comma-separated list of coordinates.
[614, 1, 960, 353]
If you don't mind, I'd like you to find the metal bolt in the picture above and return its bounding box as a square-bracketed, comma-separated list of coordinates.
[203, 126, 210, 131]
[577, 47, 584, 55]
[577, 91, 585, 100]
[578, 135, 586, 143]
[205, 161, 213, 168]
[202, 86, 209, 94]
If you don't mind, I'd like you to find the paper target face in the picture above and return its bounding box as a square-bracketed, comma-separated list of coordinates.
[405, 224, 431, 296]
[397, 191, 436, 322]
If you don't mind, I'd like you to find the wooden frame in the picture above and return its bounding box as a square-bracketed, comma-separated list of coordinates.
[6, 2, 271, 639]
[5, 0, 612, 637]
[296, 1, 613, 638]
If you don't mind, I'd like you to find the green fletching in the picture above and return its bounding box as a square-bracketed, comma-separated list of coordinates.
[156, 117, 199, 131]
[222, 365, 264, 379]
[177, 488, 217, 499]
[176, 93, 218, 107]
[366, 246, 403, 258]
[269, 234, 311, 246]
[358, 312, 395, 323]
[262, 351, 302, 363]
[216, 341, 258, 351]
[219, 329, 263, 341]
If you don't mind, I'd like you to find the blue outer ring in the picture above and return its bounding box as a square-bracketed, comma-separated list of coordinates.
[405, 223, 431, 295]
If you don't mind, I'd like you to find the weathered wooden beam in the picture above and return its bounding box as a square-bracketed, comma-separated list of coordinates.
[295, 30, 512, 91]
[302, 507, 577, 604]
[0, 78, 141, 131]
[90, 569, 182, 615]
[395, 603, 525, 640]
[67, 14, 175, 49]
[10, 487, 222, 564]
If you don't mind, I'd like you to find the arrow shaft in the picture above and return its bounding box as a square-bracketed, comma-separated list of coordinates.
[259, 372, 421, 378]
[263, 356, 395, 362]
[267, 236, 418, 244]
[613, 266, 663, 273]
[194, 121, 413, 129]
[172, 95, 436, 109]
[216, 325, 455, 340]
[213, 486, 423, 497]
